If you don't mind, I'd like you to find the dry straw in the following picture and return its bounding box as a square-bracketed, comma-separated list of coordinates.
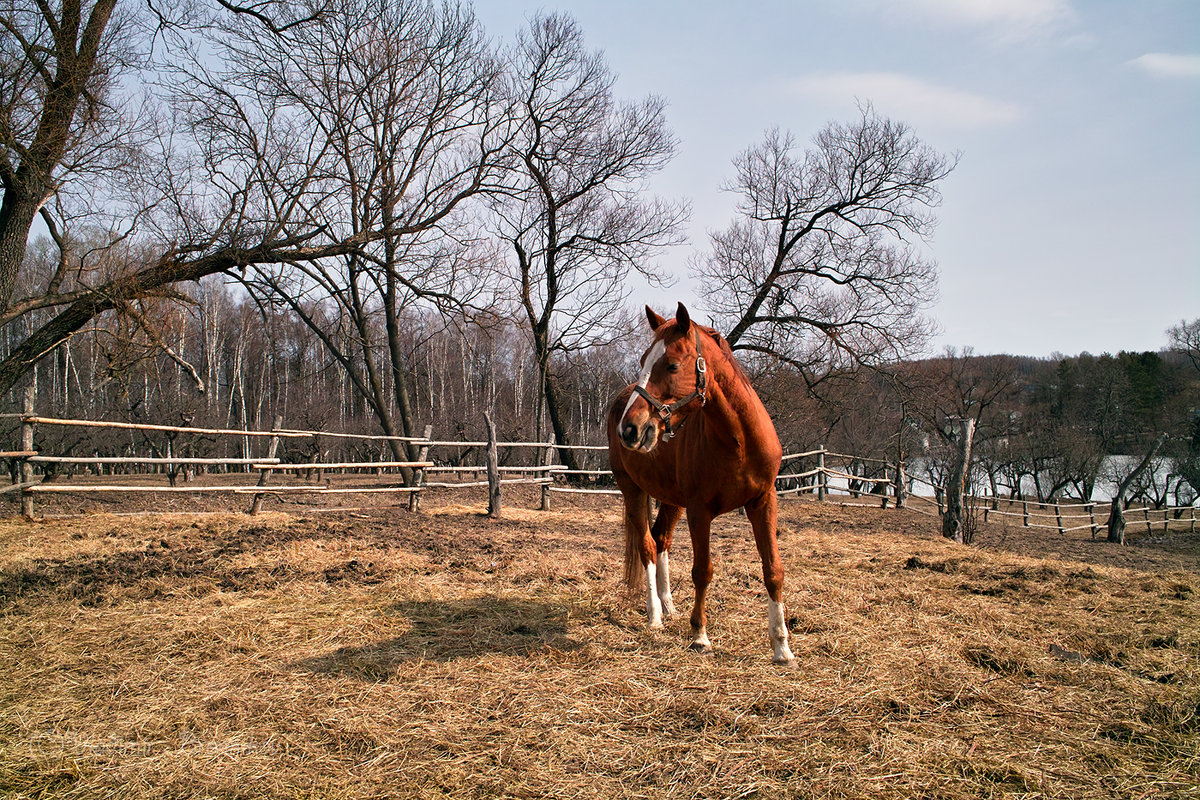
[1, 488, 1196, 798]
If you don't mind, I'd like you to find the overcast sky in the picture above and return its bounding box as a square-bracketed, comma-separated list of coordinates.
[477, 0, 1199, 358]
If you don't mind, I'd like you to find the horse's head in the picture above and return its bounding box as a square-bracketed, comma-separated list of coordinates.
[617, 302, 708, 452]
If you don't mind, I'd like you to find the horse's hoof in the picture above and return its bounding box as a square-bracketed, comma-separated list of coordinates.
[688, 642, 714, 655]
[772, 654, 797, 667]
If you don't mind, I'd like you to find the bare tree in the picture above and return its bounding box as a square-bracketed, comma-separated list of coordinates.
[904, 349, 1021, 541]
[227, 0, 511, 468]
[494, 12, 687, 469]
[0, 0, 134, 316]
[0, 1, 363, 395]
[1106, 433, 1168, 544]
[0, 0, 513, 404]
[696, 108, 955, 383]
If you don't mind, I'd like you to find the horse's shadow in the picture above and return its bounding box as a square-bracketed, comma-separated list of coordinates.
[295, 595, 583, 679]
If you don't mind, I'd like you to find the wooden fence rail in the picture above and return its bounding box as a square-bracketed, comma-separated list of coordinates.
[6, 414, 1198, 533]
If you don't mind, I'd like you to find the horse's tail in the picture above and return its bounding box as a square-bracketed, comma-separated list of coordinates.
[623, 507, 646, 592]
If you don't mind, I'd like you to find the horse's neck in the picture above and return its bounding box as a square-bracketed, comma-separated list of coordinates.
[700, 362, 772, 450]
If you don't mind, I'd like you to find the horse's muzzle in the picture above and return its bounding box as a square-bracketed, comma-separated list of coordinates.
[619, 419, 658, 452]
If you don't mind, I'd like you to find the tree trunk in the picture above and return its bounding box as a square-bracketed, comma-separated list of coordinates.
[1107, 433, 1167, 544]
[0, 0, 119, 314]
[383, 270, 420, 483]
[0, 197, 41, 315]
[532, 344, 581, 473]
[942, 417, 976, 544]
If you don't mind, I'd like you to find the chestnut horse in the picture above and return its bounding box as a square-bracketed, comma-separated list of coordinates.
[607, 302, 794, 664]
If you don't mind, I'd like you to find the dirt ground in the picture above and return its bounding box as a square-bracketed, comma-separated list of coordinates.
[1, 485, 1197, 799]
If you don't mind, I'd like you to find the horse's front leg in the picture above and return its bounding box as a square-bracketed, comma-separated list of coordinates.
[685, 507, 715, 654]
[746, 489, 795, 664]
[651, 503, 684, 619]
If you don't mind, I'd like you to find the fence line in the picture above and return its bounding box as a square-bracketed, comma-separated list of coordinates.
[6, 413, 1197, 533]
[29, 456, 281, 466]
[22, 416, 309, 438]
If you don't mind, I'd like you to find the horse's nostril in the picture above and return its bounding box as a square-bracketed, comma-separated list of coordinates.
[621, 422, 638, 443]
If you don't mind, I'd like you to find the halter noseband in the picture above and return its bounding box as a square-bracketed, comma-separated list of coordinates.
[632, 326, 707, 440]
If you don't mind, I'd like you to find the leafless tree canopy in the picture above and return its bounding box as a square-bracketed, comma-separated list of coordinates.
[195, 0, 511, 465]
[696, 107, 956, 383]
[0, 0, 511, 396]
[11, 4, 1190, 508]
[0, 0, 141, 317]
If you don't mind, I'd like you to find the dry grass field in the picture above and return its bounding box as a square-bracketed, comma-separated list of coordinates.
[1, 487, 1197, 799]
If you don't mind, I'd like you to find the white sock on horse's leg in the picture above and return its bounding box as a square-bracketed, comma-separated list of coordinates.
[645, 560, 663, 629]
[768, 599, 794, 664]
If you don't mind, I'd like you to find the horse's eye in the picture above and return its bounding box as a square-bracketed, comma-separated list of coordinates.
[667, 362, 680, 373]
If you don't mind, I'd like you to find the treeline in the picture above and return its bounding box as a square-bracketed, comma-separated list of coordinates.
[763, 344, 1200, 507]
[6, 261, 1198, 509]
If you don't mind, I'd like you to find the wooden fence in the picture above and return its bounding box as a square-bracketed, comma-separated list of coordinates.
[4, 396, 1197, 534]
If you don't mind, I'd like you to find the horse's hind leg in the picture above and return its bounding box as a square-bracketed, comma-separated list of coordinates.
[651, 503, 684, 618]
[746, 489, 796, 664]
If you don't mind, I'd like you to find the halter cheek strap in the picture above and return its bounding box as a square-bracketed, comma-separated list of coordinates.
[633, 327, 707, 440]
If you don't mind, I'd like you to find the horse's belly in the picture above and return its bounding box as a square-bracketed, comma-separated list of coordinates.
[623, 456, 772, 514]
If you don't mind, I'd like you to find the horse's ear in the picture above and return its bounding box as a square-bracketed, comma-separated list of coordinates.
[674, 302, 691, 334]
[646, 305, 667, 331]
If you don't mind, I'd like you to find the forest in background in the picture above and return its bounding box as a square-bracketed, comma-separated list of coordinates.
[5, 267, 1198, 510]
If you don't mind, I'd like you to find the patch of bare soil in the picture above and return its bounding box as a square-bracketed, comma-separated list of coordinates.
[1, 489, 1196, 799]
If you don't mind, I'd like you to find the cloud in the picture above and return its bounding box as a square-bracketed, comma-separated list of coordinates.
[858, 0, 1076, 41]
[1128, 53, 1200, 79]
[787, 73, 1024, 130]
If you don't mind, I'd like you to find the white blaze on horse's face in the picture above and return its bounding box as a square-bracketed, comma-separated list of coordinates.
[618, 338, 666, 452]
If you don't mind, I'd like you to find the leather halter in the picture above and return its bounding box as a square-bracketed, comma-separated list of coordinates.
[632, 326, 707, 440]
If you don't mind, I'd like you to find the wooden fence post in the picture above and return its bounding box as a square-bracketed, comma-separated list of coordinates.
[1022, 501, 1029, 527]
[165, 434, 177, 487]
[408, 424, 433, 512]
[249, 415, 283, 515]
[1088, 504, 1098, 539]
[485, 412, 500, 519]
[540, 443, 554, 511]
[1144, 507, 1153, 535]
[20, 386, 34, 519]
[817, 448, 827, 502]
[1054, 503, 1064, 534]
